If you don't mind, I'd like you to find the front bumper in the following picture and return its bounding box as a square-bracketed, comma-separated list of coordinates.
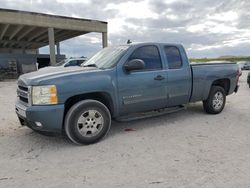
[15, 100, 64, 133]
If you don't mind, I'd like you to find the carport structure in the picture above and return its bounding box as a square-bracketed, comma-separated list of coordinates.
[0, 8, 108, 65]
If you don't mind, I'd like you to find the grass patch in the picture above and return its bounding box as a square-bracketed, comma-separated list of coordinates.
[190, 57, 250, 62]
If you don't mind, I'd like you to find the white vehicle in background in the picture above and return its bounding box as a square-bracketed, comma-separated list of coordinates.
[242, 62, 250, 70]
[237, 61, 250, 70]
[55, 57, 87, 67]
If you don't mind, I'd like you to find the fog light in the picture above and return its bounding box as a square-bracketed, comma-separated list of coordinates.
[35, 122, 42, 127]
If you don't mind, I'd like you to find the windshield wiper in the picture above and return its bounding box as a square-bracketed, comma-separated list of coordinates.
[83, 64, 98, 68]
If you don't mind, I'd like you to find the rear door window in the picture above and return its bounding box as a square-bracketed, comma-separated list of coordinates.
[164, 46, 182, 69]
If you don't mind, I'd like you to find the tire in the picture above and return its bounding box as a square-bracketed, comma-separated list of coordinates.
[64, 100, 111, 145]
[203, 86, 226, 114]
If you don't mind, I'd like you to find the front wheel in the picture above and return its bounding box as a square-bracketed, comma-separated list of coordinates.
[64, 100, 111, 145]
[203, 86, 226, 114]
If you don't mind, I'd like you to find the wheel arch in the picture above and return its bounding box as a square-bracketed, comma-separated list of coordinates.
[64, 92, 115, 120]
[211, 78, 230, 95]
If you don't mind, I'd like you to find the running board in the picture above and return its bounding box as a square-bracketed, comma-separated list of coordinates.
[116, 105, 186, 122]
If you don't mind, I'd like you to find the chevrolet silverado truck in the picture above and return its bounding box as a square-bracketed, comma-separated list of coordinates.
[15, 43, 240, 145]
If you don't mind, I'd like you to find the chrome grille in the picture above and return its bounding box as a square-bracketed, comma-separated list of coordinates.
[18, 85, 28, 92]
[17, 84, 29, 105]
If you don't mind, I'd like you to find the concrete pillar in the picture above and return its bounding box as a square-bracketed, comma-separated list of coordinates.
[56, 42, 60, 55]
[21, 47, 25, 54]
[48, 27, 56, 65]
[102, 32, 108, 48]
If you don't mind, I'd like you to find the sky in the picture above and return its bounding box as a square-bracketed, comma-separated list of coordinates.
[1, 0, 250, 58]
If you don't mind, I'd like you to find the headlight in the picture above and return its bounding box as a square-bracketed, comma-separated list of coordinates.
[32, 85, 58, 105]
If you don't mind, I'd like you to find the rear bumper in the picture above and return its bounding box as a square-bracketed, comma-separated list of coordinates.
[234, 85, 239, 93]
[15, 100, 64, 133]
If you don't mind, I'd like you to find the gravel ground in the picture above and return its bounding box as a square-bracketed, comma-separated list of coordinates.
[0, 71, 249, 188]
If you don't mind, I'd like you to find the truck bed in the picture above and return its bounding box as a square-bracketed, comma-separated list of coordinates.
[190, 61, 238, 102]
[190, 61, 236, 66]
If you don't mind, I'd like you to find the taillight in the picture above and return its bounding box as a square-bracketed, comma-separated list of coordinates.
[236, 69, 240, 83]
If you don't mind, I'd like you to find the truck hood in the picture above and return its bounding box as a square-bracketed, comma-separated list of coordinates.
[18, 66, 98, 86]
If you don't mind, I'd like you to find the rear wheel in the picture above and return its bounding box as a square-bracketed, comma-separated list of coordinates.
[203, 86, 226, 114]
[64, 100, 111, 145]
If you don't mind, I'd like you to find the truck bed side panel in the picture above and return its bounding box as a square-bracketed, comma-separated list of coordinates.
[190, 63, 238, 102]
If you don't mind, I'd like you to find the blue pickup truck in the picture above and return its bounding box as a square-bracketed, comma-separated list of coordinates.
[16, 43, 240, 144]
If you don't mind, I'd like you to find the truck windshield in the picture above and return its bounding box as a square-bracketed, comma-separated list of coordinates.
[82, 46, 129, 69]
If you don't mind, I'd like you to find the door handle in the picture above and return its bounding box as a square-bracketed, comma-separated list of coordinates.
[154, 75, 165, 81]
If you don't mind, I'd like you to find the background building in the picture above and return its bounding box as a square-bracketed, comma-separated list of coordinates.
[0, 8, 107, 78]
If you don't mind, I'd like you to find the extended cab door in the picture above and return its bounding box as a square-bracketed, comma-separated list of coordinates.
[163, 45, 192, 107]
[117, 45, 168, 115]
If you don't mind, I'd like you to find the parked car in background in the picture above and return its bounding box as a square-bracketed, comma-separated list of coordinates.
[247, 72, 250, 88]
[55, 57, 87, 67]
[243, 62, 250, 70]
[239, 61, 250, 70]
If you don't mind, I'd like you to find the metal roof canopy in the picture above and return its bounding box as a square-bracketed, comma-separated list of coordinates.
[0, 8, 108, 64]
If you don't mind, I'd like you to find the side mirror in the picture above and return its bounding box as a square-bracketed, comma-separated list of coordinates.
[124, 59, 145, 72]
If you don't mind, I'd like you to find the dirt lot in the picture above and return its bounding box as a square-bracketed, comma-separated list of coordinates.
[0, 71, 249, 188]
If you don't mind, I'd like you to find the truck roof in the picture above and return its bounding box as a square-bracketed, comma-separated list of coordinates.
[127, 42, 182, 46]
